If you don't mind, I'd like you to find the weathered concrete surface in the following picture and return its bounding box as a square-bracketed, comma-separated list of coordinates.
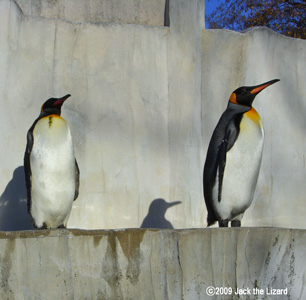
[1, 0, 306, 231]
[0, 0, 205, 230]
[1, 1, 305, 299]
[0, 228, 304, 300]
[202, 28, 306, 228]
[15, 0, 167, 26]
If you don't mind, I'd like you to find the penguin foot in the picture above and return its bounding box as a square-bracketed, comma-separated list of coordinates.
[36, 223, 66, 229]
[36, 222, 48, 230]
[231, 220, 241, 227]
[218, 220, 229, 227]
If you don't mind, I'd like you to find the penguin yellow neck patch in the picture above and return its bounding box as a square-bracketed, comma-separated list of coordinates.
[41, 114, 62, 128]
[48, 116, 53, 128]
[245, 107, 261, 123]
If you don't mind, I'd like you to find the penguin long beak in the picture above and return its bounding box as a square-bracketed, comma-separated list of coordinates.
[53, 94, 71, 106]
[250, 79, 280, 95]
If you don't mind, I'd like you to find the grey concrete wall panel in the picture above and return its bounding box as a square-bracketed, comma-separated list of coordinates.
[15, 0, 167, 26]
[0, 228, 304, 299]
[0, 0, 306, 231]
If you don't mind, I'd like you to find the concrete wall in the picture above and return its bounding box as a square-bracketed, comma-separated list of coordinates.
[0, 228, 305, 299]
[0, 0, 306, 231]
[202, 28, 306, 228]
[0, 0, 206, 230]
[15, 0, 168, 26]
[1, 1, 306, 299]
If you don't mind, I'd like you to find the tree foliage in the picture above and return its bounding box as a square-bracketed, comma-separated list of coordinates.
[206, 0, 306, 39]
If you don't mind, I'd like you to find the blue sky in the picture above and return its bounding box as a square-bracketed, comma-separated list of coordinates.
[205, 0, 219, 15]
[205, 0, 220, 28]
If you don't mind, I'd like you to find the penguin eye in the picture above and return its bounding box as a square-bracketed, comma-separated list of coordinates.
[236, 88, 247, 96]
[241, 88, 247, 95]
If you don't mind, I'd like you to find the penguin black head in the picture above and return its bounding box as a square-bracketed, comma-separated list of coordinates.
[229, 79, 280, 107]
[40, 94, 71, 116]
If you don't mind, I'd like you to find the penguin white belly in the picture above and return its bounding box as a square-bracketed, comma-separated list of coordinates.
[213, 110, 264, 221]
[30, 115, 75, 228]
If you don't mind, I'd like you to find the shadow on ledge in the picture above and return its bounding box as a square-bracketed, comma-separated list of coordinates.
[0, 166, 33, 231]
[140, 198, 181, 229]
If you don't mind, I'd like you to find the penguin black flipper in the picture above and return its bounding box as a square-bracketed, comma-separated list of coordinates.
[24, 116, 42, 219]
[204, 102, 250, 226]
[24, 127, 35, 216]
[217, 116, 246, 203]
[74, 159, 80, 200]
[217, 130, 230, 203]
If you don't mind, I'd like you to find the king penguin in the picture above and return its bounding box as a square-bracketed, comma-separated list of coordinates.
[203, 79, 279, 227]
[24, 94, 80, 229]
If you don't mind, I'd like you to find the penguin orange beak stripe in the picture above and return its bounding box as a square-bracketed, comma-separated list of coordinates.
[251, 84, 270, 94]
[53, 94, 71, 106]
[250, 79, 280, 95]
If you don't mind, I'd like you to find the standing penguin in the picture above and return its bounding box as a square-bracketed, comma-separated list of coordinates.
[24, 94, 79, 229]
[203, 79, 279, 227]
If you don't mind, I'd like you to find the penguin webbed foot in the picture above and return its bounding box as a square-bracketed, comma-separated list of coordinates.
[231, 220, 241, 227]
[218, 220, 229, 227]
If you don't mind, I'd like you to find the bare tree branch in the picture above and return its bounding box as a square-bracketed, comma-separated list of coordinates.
[207, 0, 306, 39]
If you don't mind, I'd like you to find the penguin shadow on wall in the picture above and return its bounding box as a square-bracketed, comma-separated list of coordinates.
[0, 166, 33, 230]
[140, 198, 181, 229]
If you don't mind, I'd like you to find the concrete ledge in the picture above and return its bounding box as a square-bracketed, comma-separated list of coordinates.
[0, 228, 304, 299]
[14, 0, 168, 26]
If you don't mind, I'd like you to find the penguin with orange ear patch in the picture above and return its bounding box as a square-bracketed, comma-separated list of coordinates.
[24, 94, 80, 229]
[203, 79, 279, 227]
